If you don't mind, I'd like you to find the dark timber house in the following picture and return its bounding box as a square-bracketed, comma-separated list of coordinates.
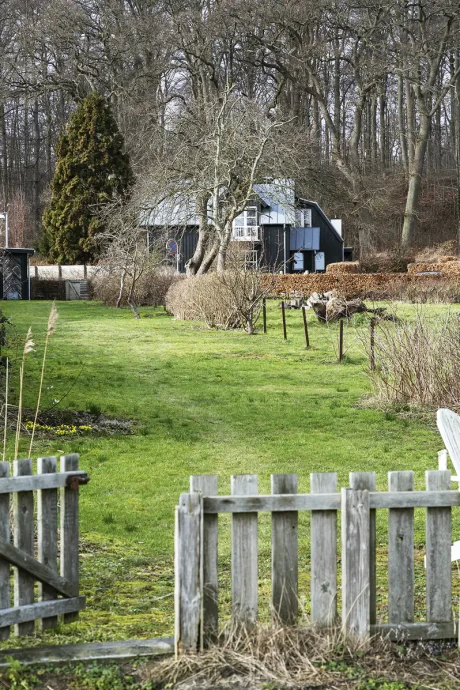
[141, 181, 344, 273]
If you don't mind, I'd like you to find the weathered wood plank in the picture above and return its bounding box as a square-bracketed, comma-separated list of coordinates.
[0, 472, 88, 494]
[0, 462, 10, 640]
[426, 471, 452, 623]
[190, 475, 218, 643]
[310, 473, 337, 626]
[0, 637, 175, 666]
[350, 473, 376, 625]
[342, 488, 370, 640]
[60, 455, 80, 623]
[388, 471, 414, 624]
[231, 475, 258, 628]
[176, 493, 202, 653]
[371, 622, 456, 641]
[13, 459, 34, 636]
[38, 457, 58, 631]
[204, 491, 460, 514]
[0, 540, 76, 597]
[0, 597, 85, 628]
[271, 474, 298, 625]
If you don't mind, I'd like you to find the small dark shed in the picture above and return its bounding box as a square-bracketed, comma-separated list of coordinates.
[0, 248, 34, 300]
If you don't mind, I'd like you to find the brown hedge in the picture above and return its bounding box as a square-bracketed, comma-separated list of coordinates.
[407, 261, 460, 275]
[263, 272, 460, 300]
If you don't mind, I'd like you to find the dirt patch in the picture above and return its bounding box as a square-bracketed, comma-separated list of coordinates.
[17, 408, 137, 438]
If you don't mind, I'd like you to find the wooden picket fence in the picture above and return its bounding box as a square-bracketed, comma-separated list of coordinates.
[175, 470, 460, 652]
[0, 454, 89, 638]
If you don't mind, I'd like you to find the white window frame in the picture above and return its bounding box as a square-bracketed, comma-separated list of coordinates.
[243, 249, 259, 270]
[233, 207, 259, 240]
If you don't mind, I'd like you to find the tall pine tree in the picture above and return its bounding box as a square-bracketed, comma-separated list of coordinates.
[42, 93, 134, 264]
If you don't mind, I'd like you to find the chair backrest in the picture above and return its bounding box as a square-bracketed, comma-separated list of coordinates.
[436, 408, 460, 477]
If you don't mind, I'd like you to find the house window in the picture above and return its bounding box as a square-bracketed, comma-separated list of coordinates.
[233, 207, 259, 240]
[293, 252, 304, 271]
[244, 249, 259, 270]
[295, 208, 312, 228]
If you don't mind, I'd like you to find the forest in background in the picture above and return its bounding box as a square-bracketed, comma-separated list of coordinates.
[0, 0, 459, 258]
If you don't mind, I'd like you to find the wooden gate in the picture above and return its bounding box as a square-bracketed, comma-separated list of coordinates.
[175, 470, 459, 652]
[0, 454, 89, 638]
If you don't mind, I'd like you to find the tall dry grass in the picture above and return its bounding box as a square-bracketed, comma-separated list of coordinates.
[368, 310, 460, 411]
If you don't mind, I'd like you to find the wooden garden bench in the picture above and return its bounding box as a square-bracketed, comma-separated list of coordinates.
[437, 408, 460, 561]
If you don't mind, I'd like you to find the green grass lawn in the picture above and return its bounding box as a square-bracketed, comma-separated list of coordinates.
[0, 299, 455, 648]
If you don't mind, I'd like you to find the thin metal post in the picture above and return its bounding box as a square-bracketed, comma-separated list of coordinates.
[281, 301, 287, 340]
[302, 307, 310, 348]
[263, 298, 267, 334]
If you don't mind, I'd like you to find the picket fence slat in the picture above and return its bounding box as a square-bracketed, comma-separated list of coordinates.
[204, 490, 460, 513]
[341, 488, 370, 640]
[271, 474, 298, 625]
[14, 460, 35, 636]
[388, 471, 414, 624]
[310, 472, 337, 626]
[176, 493, 202, 652]
[0, 471, 88, 494]
[190, 475, 218, 643]
[0, 597, 86, 628]
[426, 471, 452, 623]
[60, 455, 80, 623]
[231, 475, 258, 627]
[0, 462, 10, 640]
[350, 473, 376, 625]
[38, 457, 58, 631]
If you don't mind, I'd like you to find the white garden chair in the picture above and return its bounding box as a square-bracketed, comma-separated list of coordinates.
[436, 408, 460, 562]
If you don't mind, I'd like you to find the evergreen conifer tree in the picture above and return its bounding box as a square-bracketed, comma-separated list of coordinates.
[42, 93, 134, 264]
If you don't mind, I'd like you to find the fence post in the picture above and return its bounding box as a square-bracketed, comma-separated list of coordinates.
[388, 471, 414, 624]
[60, 455, 80, 623]
[13, 459, 34, 636]
[190, 475, 218, 644]
[426, 470, 452, 624]
[281, 301, 287, 340]
[175, 492, 203, 654]
[38, 456, 58, 631]
[231, 475, 258, 628]
[338, 319, 344, 362]
[263, 298, 267, 334]
[302, 307, 310, 349]
[311, 473, 337, 626]
[271, 474, 298, 625]
[341, 487, 370, 641]
[0, 462, 10, 640]
[350, 472, 376, 625]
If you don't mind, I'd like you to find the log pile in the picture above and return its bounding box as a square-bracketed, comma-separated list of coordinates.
[303, 292, 394, 322]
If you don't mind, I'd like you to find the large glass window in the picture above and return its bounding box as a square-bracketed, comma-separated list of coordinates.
[233, 207, 259, 239]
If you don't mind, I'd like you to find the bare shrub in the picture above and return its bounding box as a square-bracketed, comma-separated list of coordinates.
[92, 267, 179, 308]
[384, 277, 460, 303]
[414, 240, 457, 263]
[165, 267, 272, 332]
[367, 310, 460, 411]
[360, 251, 413, 274]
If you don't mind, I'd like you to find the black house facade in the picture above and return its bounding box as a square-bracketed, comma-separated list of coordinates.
[142, 182, 344, 273]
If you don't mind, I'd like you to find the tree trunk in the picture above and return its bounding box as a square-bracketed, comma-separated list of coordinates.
[400, 113, 431, 251]
[186, 193, 211, 275]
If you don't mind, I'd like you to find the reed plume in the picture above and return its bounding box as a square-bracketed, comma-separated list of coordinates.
[28, 302, 58, 456]
[14, 328, 35, 460]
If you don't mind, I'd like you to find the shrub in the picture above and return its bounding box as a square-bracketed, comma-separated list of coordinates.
[92, 268, 179, 308]
[360, 252, 413, 274]
[165, 272, 267, 332]
[368, 310, 460, 411]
